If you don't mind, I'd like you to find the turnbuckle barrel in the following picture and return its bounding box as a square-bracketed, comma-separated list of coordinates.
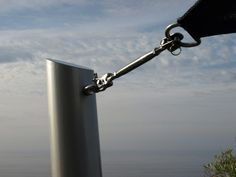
[111, 46, 166, 80]
[83, 41, 172, 95]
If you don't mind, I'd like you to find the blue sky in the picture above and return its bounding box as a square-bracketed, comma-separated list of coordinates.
[0, 0, 194, 30]
[0, 0, 236, 176]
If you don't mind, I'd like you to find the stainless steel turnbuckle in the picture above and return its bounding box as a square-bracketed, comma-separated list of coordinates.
[83, 22, 201, 95]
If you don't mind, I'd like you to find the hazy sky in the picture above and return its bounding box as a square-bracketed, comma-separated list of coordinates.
[0, 0, 236, 174]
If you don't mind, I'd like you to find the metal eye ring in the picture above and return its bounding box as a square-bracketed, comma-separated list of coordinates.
[165, 23, 201, 48]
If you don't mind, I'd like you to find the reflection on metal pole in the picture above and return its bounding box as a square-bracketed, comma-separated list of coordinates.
[46, 59, 102, 177]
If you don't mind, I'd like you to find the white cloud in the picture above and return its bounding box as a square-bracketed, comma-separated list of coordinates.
[0, 28, 236, 96]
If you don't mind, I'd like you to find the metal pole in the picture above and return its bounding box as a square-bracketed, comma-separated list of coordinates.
[46, 59, 102, 177]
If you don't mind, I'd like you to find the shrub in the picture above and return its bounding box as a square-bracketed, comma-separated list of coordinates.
[204, 149, 236, 177]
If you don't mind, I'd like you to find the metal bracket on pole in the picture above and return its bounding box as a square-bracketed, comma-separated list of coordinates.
[83, 22, 201, 95]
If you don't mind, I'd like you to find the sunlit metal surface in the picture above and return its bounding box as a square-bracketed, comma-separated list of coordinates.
[46, 59, 102, 177]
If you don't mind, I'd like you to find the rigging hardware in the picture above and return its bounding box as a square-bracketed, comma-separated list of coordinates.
[83, 23, 201, 95]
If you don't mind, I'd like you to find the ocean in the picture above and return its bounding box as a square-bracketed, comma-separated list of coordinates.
[102, 151, 210, 177]
[0, 150, 214, 177]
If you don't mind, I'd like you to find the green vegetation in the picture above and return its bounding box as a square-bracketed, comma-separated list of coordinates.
[204, 149, 236, 177]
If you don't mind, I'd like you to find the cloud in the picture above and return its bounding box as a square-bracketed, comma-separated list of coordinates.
[0, 48, 32, 63]
[102, 0, 196, 17]
[0, 27, 236, 98]
[0, 0, 92, 12]
[0, 0, 197, 32]
[0, 0, 196, 12]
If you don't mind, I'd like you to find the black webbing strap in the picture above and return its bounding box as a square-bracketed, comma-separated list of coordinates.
[177, 0, 236, 41]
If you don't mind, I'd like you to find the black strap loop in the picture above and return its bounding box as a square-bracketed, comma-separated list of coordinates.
[177, 0, 236, 40]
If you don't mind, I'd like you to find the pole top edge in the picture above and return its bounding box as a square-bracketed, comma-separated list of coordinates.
[46, 58, 93, 71]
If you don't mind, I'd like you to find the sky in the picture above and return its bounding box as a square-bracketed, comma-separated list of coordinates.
[0, 0, 236, 176]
